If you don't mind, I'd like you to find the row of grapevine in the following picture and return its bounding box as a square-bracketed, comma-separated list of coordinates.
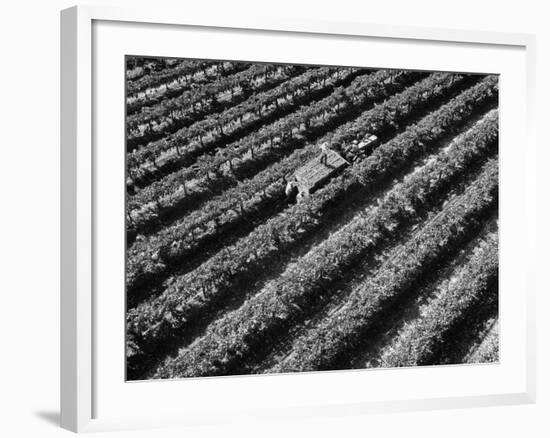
[127, 62, 251, 115]
[126, 77, 496, 297]
[129, 64, 300, 125]
[126, 58, 181, 82]
[126, 65, 307, 138]
[378, 233, 498, 367]
[127, 60, 238, 96]
[127, 70, 432, 230]
[128, 67, 365, 184]
[466, 320, 499, 363]
[126, 71, 436, 276]
[126, 106, 497, 374]
[126, 152, 313, 302]
[271, 159, 498, 373]
[150, 140, 498, 378]
[127, 64, 306, 148]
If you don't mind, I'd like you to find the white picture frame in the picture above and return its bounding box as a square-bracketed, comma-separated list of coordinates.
[60, 4, 537, 433]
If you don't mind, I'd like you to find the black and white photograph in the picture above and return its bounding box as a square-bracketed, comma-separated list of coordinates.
[125, 56, 499, 381]
[2, 0, 546, 434]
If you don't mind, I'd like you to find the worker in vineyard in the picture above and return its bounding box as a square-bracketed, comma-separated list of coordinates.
[296, 189, 309, 204]
[319, 141, 330, 165]
[285, 177, 299, 203]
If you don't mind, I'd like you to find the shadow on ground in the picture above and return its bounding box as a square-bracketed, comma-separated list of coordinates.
[34, 410, 59, 427]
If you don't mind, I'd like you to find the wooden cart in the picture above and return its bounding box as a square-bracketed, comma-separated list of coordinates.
[293, 150, 349, 197]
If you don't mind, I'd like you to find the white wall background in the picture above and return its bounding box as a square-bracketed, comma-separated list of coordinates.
[0, 0, 547, 436]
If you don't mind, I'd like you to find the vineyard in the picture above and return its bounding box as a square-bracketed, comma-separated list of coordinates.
[125, 56, 499, 380]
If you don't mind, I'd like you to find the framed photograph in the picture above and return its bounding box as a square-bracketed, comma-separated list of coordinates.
[61, 4, 536, 433]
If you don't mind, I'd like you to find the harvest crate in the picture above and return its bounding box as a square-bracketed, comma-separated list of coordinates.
[294, 150, 348, 194]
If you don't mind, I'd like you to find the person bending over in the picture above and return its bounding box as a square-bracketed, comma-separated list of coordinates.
[319, 141, 330, 165]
